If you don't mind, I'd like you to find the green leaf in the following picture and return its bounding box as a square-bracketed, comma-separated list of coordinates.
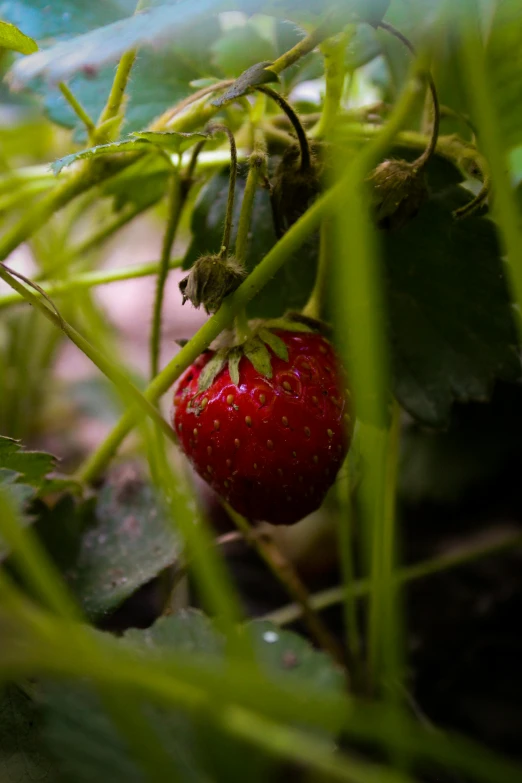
[0, 20, 37, 54]
[384, 186, 521, 427]
[0, 436, 56, 485]
[50, 138, 152, 175]
[210, 22, 276, 77]
[184, 168, 318, 318]
[66, 465, 182, 619]
[212, 61, 279, 107]
[41, 612, 343, 783]
[244, 337, 273, 378]
[0, 684, 56, 783]
[258, 328, 289, 361]
[0, 0, 135, 41]
[132, 130, 208, 154]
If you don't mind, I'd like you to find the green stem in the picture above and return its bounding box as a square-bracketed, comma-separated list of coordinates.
[208, 124, 237, 258]
[377, 21, 440, 170]
[269, 22, 334, 75]
[75, 66, 429, 485]
[235, 145, 266, 266]
[456, 2, 522, 337]
[0, 257, 182, 312]
[264, 530, 522, 627]
[336, 461, 363, 687]
[313, 33, 349, 139]
[368, 400, 402, 698]
[149, 174, 185, 379]
[302, 215, 332, 319]
[58, 82, 96, 137]
[151, 79, 234, 131]
[257, 85, 311, 172]
[0, 265, 177, 447]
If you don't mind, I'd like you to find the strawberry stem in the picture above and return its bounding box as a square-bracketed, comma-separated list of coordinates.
[302, 219, 332, 320]
[377, 21, 440, 171]
[234, 307, 252, 342]
[256, 85, 312, 173]
[235, 137, 267, 267]
[208, 124, 238, 260]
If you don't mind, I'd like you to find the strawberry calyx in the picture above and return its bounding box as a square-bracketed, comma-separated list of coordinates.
[195, 314, 326, 395]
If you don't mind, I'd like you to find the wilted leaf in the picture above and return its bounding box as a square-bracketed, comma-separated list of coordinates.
[66, 464, 182, 619]
[384, 186, 520, 427]
[0, 19, 37, 54]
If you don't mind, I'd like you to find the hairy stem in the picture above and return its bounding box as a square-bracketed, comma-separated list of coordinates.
[313, 32, 349, 139]
[269, 22, 334, 75]
[257, 85, 311, 172]
[235, 144, 267, 266]
[378, 21, 440, 170]
[58, 82, 96, 137]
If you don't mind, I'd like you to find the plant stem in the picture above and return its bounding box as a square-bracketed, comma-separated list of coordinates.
[235, 145, 266, 266]
[149, 174, 185, 379]
[313, 33, 349, 139]
[208, 124, 238, 259]
[269, 22, 333, 75]
[151, 79, 234, 131]
[225, 505, 347, 669]
[264, 530, 522, 627]
[75, 67, 428, 485]
[58, 82, 96, 137]
[257, 85, 311, 171]
[377, 21, 440, 170]
[0, 265, 177, 447]
[368, 400, 402, 698]
[302, 218, 331, 319]
[0, 258, 182, 311]
[456, 4, 522, 340]
[453, 174, 491, 219]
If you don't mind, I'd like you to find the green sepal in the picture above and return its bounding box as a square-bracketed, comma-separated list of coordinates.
[198, 349, 228, 393]
[263, 317, 314, 334]
[258, 328, 289, 361]
[228, 348, 242, 386]
[243, 337, 273, 379]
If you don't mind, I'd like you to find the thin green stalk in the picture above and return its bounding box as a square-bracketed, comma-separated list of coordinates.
[75, 64, 430, 485]
[313, 32, 349, 139]
[269, 22, 334, 75]
[456, 0, 522, 326]
[0, 265, 177, 446]
[336, 460, 363, 687]
[0, 257, 182, 311]
[257, 85, 311, 171]
[368, 401, 402, 696]
[302, 218, 332, 319]
[150, 174, 185, 378]
[264, 530, 522, 626]
[210, 124, 237, 259]
[235, 145, 266, 265]
[58, 82, 95, 137]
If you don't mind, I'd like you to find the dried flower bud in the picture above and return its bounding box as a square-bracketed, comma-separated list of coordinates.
[368, 159, 428, 231]
[179, 254, 246, 314]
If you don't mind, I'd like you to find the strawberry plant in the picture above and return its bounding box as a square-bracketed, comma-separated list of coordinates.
[2, 1, 522, 781]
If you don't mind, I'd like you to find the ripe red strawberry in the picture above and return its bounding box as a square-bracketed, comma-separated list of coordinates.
[172, 328, 352, 525]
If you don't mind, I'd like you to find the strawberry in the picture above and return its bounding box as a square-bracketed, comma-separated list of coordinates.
[172, 325, 352, 525]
